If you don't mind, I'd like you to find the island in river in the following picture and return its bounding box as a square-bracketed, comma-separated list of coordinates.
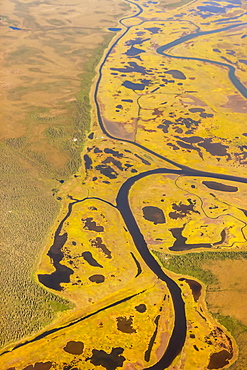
[1, 0, 247, 369]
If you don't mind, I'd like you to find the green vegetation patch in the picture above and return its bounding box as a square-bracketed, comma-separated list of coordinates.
[159, 0, 193, 8]
[155, 250, 247, 285]
[155, 250, 247, 369]
[5, 46, 43, 66]
[1, 30, 117, 349]
[0, 143, 73, 348]
[46, 19, 66, 26]
[216, 314, 247, 370]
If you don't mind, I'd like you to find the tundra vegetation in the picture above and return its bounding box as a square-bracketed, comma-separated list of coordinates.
[1, 0, 247, 369]
[0, 0, 130, 348]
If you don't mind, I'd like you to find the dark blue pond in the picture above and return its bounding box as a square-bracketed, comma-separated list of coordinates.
[197, 5, 227, 13]
[125, 46, 146, 56]
[125, 37, 150, 46]
[145, 27, 161, 34]
[111, 62, 148, 74]
[108, 27, 122, 31]
[9, 26, 21, 30]
[122, 79, 150, 90]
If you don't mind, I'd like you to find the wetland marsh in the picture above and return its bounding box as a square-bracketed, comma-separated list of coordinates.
[1, 0, 247, 369]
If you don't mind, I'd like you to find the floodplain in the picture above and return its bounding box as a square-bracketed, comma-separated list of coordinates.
[1, 0, 247, 369]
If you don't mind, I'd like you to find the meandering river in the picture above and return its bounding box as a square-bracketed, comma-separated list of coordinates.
[1, 0, 247, 368]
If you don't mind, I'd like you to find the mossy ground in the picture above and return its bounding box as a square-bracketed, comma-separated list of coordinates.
[0, 0, 130, 349]
[156, 251, 247, 369]
[1, 0, 247, 368]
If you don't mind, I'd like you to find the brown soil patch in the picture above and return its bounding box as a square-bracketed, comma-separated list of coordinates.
[103, 116, 136, 141]
[180, 94, 207, 106]
[221, 94, 247, 113]
[203, 259, 247, 326]
[63, 340, 84, 355]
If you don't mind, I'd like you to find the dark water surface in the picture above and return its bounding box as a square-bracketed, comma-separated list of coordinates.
[108, 27, 122, 31]
[156, 22, 247, 99]
[116, 168, 187, 370]
[202, 180, 238, 192]
[142, 206, 166, 224]
[3, 0, 247, 368]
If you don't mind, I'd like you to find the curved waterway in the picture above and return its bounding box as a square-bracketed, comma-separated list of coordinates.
[93, 2, 247, 367]
[94, 10, 247, 167]
[2, 0, 247, 367]
[115, 167, 247, 368]
[156, 22, 247, 99]
[116, 168, 186, 369]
